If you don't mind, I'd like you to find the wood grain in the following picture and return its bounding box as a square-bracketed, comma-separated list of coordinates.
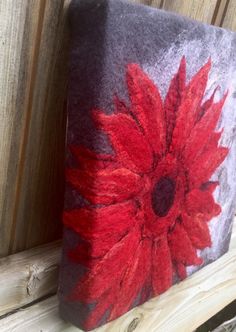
[0, 0, 43, 257]
[0, 220, 235, 332]
[130, 0, 162, 7]
[149, 0, 163, 7]
[211, 0, 228, 26]
[0, 240, 61, 317]
[162, 0, 218, 23]
[9, 0, 69, 254]
[0, 220, 234, 322]
[0, 0, 70, 257]
[0, 296, 68, 332]
[220, 0, 236, 31]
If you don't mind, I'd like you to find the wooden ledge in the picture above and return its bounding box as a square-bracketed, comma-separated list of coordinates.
[0, 221, 235, 332]
[0, 240, 61, 316]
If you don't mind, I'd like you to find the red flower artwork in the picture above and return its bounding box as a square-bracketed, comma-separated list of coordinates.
[63, 57, 229, 329]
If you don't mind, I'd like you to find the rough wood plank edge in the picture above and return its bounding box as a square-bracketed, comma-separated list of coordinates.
[0, 221, 235, 332]
[0, 240, 61, 317]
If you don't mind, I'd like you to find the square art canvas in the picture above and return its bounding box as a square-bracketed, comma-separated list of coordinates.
[58, 0, 236, 330]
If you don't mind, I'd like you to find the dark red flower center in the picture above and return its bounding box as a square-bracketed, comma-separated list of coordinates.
[151, 176, 176, 217]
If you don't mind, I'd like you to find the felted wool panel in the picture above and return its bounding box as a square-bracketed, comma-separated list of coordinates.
[58, 0, 236, 330]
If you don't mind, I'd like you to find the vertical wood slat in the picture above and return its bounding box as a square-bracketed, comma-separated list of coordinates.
[0, 0, 69, 257]
[161, 0, 219, 23]
[130, 0, 162, 7]
[9, 0, 69, 254]
[131, 0, 236, 31]
[220, 0, 236, 30]
[149, 0, 163, 7]
[211, 0, 228, 26]
[0, 0, 43, 257]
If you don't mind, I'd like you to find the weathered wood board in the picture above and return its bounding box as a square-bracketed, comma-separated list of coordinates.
[162, 0, 218, 23]
[221, 0, 236, 31]
[0, 220, 235, 332]
[0, 0, 68, 258]
[0, 240, 61, 316]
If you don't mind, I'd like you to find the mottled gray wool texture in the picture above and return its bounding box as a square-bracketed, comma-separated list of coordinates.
[59, 0, 236, 330]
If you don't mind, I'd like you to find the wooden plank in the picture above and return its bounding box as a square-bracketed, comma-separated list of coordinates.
[0, 296, 69, 332]
[162, 0, 218, 23]
[0, 0, 68, 257]
[9, 0, 69, 254]
[220, 0, 236, 31]
[130, 0, 162, 7]
[211, 0, 228, 26]
[0, 0, 68, 256]
[0, 0, 43, 257]
[149, 0, 163, 7]
[0, 221, 235, 332]
[0, 240, 61, 317]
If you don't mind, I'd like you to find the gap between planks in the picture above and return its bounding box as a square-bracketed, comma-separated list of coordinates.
[0, 220, 235, 332]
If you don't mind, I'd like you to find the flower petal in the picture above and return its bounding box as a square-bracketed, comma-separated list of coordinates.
[182, 213, 211, 249]
[113, 95, 130, 114]
[152, 236, 173, 295]
[197, 87, 218, 121]
[165, 56, 186, 147]
[68, 226, 140, 303]
[175, 262, 187, 280]
[197, 142, 228, 184]
[189, 145, 228, 189]
[183, 92, 228, 162]
[68, 242, 99, 268]
[66, 166, 143, 205]
[200, 181, 219, 193]
[126, 63, 166, 156]
[168, 223, 202, 273]
[63, 201, 137, 240]
[185, 188, 221, 222]
[171, 59, 211, 153]
[93, 111, 153, 173]
[69, 145, 116, 171]
[68, 227, 132, 266]
[109, 239, 152, 320]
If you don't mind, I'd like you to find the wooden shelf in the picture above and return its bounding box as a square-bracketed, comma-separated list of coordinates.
[0, 220, 235, 332]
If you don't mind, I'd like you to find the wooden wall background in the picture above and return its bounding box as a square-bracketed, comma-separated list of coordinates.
[0, 0, 236, 258]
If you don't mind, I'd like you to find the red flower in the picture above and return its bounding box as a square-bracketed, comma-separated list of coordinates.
[63, 57, 229, 329]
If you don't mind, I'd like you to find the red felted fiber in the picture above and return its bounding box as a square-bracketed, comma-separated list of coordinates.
[63, 57, 228, 330]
